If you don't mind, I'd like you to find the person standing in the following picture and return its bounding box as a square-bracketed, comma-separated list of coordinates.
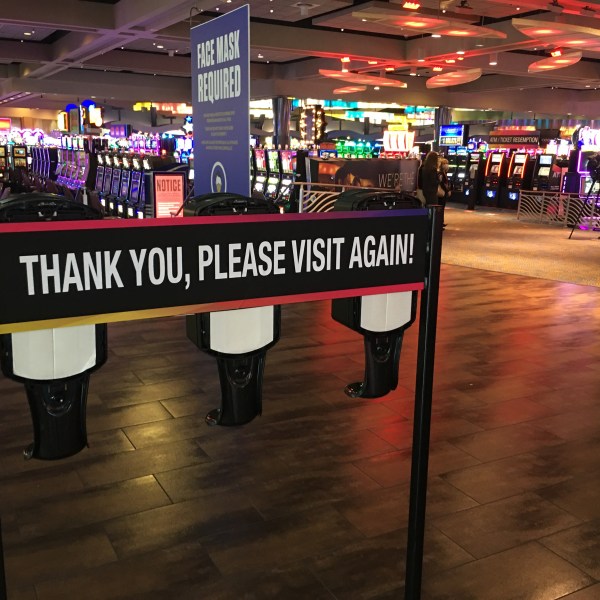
[438, 157, 451, 229]
[417, 151, 439, 206]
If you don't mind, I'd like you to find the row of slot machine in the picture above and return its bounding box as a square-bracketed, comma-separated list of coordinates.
[95, 152, 178, 219]
[0, 144, 29, 183]
[443, 150, 563, 209]
[30, 146, 58, 180]
[250, 147, 297, 205]
[55, 136, 97, 191]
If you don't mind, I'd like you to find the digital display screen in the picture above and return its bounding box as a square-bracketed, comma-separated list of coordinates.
[267, 150, 279, 174]
[254, 149, 266, 171]
[513, 166, 523, 175]
[120, 170, 131, 197]
[143, 160, 150, 170]
[130, 171, 141, 202]
[538, 166, 550, 177]
[491, 165, 500, 174]
[13, 147, 26, 157]
[66, 138, 72, 150]
[491, 154, 502, 163]
[439, 124, 465, 146]
[103, 167, 113, 194]
[514, 154, 526, 164]
[539, 154, 553, 165]
[111, 170, 121, 196]
[280, 150, 295, 174]
[0, 147, 5, 157]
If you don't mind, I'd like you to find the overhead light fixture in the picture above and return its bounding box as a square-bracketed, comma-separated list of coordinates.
[410, 66, 417, 76]
[368, 60, 378, 65]
[341, 56, 351, 63]
[550, 48, 562, 57]
[432, 33, 442, 38]
[456, 50, 465, 55]
[547, 0, 564, 13]
[403, 1, 421, 8]
[489, 52, 498, 65]
[433, 66, 443, 71]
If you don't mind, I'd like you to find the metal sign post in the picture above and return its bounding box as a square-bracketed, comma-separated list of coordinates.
[405, 205, 444, 599]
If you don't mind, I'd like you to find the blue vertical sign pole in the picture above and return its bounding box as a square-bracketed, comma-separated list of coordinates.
[191, 5, 250, 197]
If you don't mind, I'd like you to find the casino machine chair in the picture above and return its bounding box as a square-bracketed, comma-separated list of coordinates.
[0, 193, 107, 459]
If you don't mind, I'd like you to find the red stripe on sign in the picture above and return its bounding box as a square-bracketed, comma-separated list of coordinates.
[0, 209, 426, 234]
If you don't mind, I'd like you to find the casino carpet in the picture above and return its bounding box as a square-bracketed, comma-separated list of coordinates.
[441, 203, 600, 287]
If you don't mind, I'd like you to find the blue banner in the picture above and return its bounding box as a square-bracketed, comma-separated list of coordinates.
[191, 5, 250, 197]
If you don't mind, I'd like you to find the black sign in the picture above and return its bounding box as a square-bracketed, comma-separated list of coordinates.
[0, 210, 428, 332]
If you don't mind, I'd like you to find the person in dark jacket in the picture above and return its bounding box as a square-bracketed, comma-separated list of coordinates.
[417, 151, 439, 206]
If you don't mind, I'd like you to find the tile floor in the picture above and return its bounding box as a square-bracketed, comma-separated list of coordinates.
[0, 263, 599, 599]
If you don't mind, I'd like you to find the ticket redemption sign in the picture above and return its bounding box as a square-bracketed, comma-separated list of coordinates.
[191, 5, 250, 197]
[0, 210, 429, 333]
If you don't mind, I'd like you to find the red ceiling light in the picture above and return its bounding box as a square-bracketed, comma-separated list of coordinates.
[403, 1, 421, 9]
[433, 66, 443, 71]
[385, 66, 395, 71]
[340, 56, 351, 63]
[550, 48, 563, 57]
[368, 60, 378, 64]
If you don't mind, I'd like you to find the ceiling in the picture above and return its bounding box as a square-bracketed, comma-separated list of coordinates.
[2, 0, 600, 121]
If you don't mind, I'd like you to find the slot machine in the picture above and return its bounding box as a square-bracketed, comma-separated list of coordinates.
[95, 153, 106, 192]
[500, 153, 533, 208]
[453, 150, 469, 195]
[116, 156, 132, 218]
[107, 155, 123, 215]
[481, 151, 507, 206]
[30, 147, 39, 178]
[278, 149, 297, 209]
[463, 152, 484, 210]
[265, 149, 282, 200]
[0, 145, 8, 184]
[249, 147, 256, 192]
[531, 154, 561, 192]
[11, 145, 29, 179]
[445, 149, 459, 190]
[99, 154, 114, 211]
[127, 157, 144, 218]
[252, 148, 268, 195]
[47, 147, 58, 181]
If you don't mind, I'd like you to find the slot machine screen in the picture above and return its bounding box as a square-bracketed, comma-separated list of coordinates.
[513, 166, 523, 176]
[280, 151, 294, 174]
[111, 170, 121, 196]
[267, 150, 279, 174]
[120, 170, 131, 197]
[539, 154, 553, 165]
[14, 147, 26, 158]
[491, 154, 502, 163]
[254, 149, 266, 172]
[130, 171, 141, 202]
[514, 154, 526, 164]
[0, 147, 5, 157]
[103, 167, 113, 194]
[142, 159, 150, 171]
[491, 165, 500, 174]
[538, 167, 550, 177]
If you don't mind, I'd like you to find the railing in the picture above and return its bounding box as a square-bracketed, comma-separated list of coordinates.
[295, 182, 407, 213]
[517, 190, 600, 229]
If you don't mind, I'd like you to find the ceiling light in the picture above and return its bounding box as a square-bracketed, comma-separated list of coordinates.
[457, 56, 464, 60]
[432, 33, 442, 38]
[23, 32, 32, 36]
[157, 45, 164, 49]
[385, 66, 395, 71]
[550, 48, 562, 57]
[374, 85, 380, 90]
[341, 56, 351, 63]
[258, 53, 264, 58]
[516, 6, 520, 10]
[368, 60, 378, 65]
[547, 0, 564, 13]
[445, 59, 456, 63]
[489, 53, 498, 65]
[433, 66, 443, 71]
[456, 50, 465, 55]
[403, 1, 420, 8]
[410, 66, 417, 76]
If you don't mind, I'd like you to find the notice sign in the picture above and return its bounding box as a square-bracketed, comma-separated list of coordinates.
[154, 173, 186, 218]
[0, 210, 428, 333]
[191, 5, 250, 197]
